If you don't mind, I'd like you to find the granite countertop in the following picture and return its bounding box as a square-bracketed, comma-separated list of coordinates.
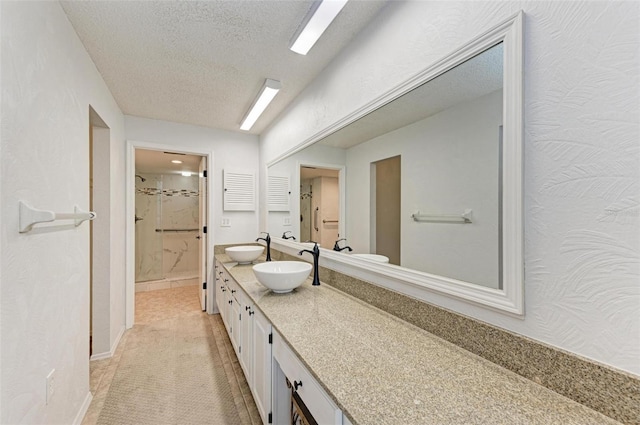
[216, 254, 620, 425]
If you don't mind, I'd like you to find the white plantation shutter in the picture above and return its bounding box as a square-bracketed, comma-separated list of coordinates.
[223, 169, 255, 211]
[268, 175, 290, 211]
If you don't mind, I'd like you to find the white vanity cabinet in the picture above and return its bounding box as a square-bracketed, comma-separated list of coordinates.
[272, 330, 343, 425]
[214, 259, 273, 425]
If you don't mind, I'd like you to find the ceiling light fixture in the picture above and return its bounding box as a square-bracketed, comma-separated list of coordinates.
[290, 0, 349, 55]
[240, 79, 282, 131]
[171, 160, 183, 164]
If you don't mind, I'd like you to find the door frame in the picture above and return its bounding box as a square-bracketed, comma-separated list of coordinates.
[125, 140, 215, 329]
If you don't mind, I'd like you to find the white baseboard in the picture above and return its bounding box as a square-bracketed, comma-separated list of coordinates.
[72, 392, 93, 425]
[90, 325, 125, 361]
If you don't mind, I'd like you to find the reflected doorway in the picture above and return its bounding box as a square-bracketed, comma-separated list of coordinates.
[299, 166, 340, 249]
[371, 155, 401, 265]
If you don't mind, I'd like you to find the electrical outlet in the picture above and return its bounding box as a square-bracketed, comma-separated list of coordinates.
[221, 218, 231, 227]
[283, 217, 291, 226]
[46, 369, 55, 404]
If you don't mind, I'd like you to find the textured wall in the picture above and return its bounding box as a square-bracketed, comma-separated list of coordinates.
[1, 2, 125, 424]
[260, 1, 640, 375]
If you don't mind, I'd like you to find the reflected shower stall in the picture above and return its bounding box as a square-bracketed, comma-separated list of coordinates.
[135, 173, 200, 291]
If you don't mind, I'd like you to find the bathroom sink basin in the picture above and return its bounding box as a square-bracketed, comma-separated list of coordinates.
[252, 261, 312, 293]
[225, 246, 264, 264]
[351, 253, 390, 263]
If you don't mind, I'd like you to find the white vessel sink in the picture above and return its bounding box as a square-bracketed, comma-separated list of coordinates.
[252, 261, 312, 293]
[351, 253, 390, 263]
[225, 245, 264, 264]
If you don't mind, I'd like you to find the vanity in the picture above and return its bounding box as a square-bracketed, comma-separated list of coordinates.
[214, 252, 619, 425]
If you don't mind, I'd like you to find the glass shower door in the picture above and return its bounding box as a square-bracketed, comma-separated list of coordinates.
[135, 174, 164, 282]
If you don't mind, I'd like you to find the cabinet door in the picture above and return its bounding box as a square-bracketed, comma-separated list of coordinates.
[215, 264, 225, 316]
[252, 308, 272, 425]
[240, 300, 253, 384]
[230, 295, 242, 355]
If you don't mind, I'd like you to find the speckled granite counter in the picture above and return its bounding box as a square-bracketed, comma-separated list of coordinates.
[217, 254, 620, 425]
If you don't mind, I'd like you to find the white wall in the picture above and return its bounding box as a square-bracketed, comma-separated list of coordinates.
[125, 116, 260, 245]
[1, 2, 126, 424]
[260, 1, 640, 375]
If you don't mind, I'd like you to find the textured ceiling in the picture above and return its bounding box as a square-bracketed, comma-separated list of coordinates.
[60, 0, 387, 135]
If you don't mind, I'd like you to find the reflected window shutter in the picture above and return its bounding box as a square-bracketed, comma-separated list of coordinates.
[268, 175, 290, 211]
[223, 169, 255, 211]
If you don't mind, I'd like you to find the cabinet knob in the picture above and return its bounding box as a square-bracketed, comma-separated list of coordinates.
[218, 271, 223, 275]
[224, 279, 229, 282]
[222, 288, 226, 292]
[245, 306, 250, 311]
[229, 300, 233, 305]
[231, 289, 236, 293]
[294, 380, 302, 391]
[249, 310, 255, 316]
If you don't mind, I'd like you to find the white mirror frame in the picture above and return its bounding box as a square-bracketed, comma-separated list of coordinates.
[268, 12, 524, 316]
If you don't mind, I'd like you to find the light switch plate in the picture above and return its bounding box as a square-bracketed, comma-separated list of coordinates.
[221, 218, 231, 227]
[283, 217, 291, 226]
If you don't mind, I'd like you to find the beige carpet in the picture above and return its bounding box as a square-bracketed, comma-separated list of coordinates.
[96, 311, 242, 425]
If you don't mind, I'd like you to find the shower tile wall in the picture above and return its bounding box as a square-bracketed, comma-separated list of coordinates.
[135, 173, 200, 289]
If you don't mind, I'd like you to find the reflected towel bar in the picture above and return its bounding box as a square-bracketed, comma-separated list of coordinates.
[322, 219, 338, 224]
[19, 200, 96, 233]
[411, 209, 472, 223]
[155, 228, 199, 232]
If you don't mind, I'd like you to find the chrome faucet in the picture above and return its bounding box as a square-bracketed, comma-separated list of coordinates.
[256, 232, 272, 261]
[282, 231, 296, 241]
[333, 238, 352, 252]
[298, 242, 320, 286]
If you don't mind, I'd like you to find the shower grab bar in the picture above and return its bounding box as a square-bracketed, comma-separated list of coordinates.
[411, 209, 473, 224]
[155, 228, 199, 232]
[322, 219, 338, 224]
[19, 200, 96, 233]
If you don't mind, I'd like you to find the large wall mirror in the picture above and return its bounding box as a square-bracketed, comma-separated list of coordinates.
[267, 12, 523, 315]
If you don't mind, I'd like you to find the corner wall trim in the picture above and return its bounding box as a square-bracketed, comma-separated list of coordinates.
[72, 392, 93, 425]
[90, 325, 125, 361]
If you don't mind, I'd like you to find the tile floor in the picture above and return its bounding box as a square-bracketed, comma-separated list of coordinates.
[83, 286, 261, 425]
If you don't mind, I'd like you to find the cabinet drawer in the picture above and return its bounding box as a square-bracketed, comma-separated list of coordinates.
[273, 331, 342, 425]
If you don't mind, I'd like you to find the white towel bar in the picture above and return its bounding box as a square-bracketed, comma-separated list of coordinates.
[411, 209, 472, 223]
[19, 201, 96, 233]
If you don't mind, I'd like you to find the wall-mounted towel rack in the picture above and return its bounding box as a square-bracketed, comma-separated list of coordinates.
[155, 228, 199, 232]
[322, 219, 338, 224]
[19, 201, 96, 233]
[411, 209, 473, 224]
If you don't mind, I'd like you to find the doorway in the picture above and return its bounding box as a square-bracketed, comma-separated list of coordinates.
[126, 142, 214, 329]
[89, 107, 110, 358]
[134, 149, 207, 313]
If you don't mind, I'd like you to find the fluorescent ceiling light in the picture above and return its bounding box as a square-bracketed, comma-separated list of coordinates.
[240, 79, 282, 131]
[181, 171, 192, 177]
[290, 0, 349, 55]
[171, 160, 183, 164]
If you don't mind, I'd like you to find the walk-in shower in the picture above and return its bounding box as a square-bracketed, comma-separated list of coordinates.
[135, 172, 200, 291]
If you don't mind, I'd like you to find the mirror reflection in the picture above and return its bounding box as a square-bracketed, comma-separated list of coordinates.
[268, 42, 504, 289]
